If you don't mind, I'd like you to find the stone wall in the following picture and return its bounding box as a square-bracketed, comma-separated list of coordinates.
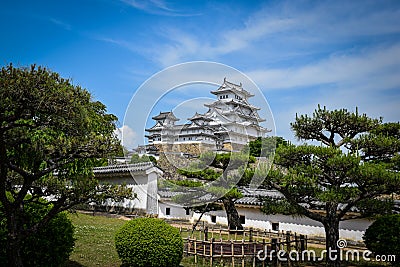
[155, 142, 216, 156]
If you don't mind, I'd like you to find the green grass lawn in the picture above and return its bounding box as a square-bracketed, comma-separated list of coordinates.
[66, 212, 126, 267]
[66, 213, 386, 267]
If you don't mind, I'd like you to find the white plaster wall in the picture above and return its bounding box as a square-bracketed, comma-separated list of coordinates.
[173, 205, 370, 241]
[158, 202, 192, 220]
[98, 173, 150, 211]
[146, 171, 159, 214]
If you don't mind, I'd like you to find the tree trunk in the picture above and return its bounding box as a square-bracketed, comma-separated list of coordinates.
[323, 214, 340, 267]
[191, 205, 208, 234]
[7, 212, 24, 267]
[222, 197, 243, 231]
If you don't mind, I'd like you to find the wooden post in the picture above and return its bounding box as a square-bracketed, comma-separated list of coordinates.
[272, 238, 278, 266]
[305, 235, 308, 250]
[210, 238, 214, 267]
[249, 227, 253, 242]
[203, 240, 206, 258]
[231, 240, 235, 266]
[286, 231, 291, 252]
[235, 226, 238, 240]
[220, 239, 223, 265]
[194, 237, 197, 264]
[300, 234, 305, 252]
[253, 240, 256, 267]
[205, 226, 209, 241]
[201, 221, 204, 240]
[262, 239, 266, 267]
[186, 237, 190, 257]
[241, 239, 245, 267]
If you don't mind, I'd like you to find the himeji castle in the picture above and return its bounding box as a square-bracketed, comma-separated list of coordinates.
[145, 78, 269, 155]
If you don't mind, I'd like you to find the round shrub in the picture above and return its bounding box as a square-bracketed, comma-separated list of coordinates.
[0, 199, 75, 266]
[364, 214, 400, 265]
[115, 217, 183, 267]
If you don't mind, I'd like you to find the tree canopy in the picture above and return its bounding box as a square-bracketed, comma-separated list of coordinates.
[168, 151, 255, 230]
[258, 105, 400, 267]
[0, 63, 133, 266]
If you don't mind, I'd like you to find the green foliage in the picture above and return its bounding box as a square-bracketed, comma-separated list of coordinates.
[177, 152, 254, 230]
[0, 63, 133, 265]
[222, 187, 243, 199]
[168, 179, 203, 187]
[355, 198, 395, 217]
[261, 105, 400, 265]
[350, 122, 400, 168]
[261, 198, 302, 215]
[364, 214, 400, 265]
[198, 151, 255, 171]
[237, 167, 255, 186]
[129, 153, 157, 164]
[291, 105, 381, 147]
[243, 136, 288, 157]
[148, 155, 157, 164]
[263, 143, 399, 217]
[115, 218, 183, 267]
[0, 198, 75, 266]
[177, 168, 221, 181]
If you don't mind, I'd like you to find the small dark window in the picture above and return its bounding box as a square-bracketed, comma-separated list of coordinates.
[272, 222, 279, 231]
[211, 215, 217, 223]
[166, 207, 170, 216]
[240, 215, 245, 225]
[186, 209, 190, 215]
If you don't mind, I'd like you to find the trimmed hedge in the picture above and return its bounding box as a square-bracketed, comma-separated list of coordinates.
[115, 217, 183, 267]
[364, 214, 400, 265]
[0, 199, 75, 266]
[363, 214, 400, 266]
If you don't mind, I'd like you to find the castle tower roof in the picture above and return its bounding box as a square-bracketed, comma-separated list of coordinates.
[152, 111, 179, 121]
[188, 112, 213, 121]
[211, 78, 254, 98]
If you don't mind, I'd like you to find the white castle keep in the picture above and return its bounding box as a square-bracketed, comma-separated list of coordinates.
[145, 78, 269, 155]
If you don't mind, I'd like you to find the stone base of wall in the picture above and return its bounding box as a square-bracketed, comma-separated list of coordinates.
[155, 142, 217, 156]
[222, 142, 246, 152]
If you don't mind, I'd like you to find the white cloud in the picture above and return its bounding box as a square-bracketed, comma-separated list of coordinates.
[115, 125, 138, 150]
[149, 1, 400, 67]
[249, 44, 400, 91]
[47, 17, 71, 31]
[256, 44, 400, 143]
[153, 14, 297, 66]
[120, 0, 200, 16]
[111, 1, 400, 145]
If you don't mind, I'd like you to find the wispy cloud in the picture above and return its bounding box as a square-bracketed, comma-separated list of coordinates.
[148, 1, 400, 67]
[48, 17, 71, 31]
[121, 0, 173, 12]
[120, 0, 201, 16]
[257, 44, 400, 142]
[249, 44, 400, 91]
[152, 14, 298, 66]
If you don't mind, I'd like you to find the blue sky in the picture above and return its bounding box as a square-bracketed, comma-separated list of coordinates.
[1, 0, 400, 148]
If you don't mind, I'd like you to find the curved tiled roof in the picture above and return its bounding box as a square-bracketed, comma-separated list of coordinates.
[93, 162, 156, 174]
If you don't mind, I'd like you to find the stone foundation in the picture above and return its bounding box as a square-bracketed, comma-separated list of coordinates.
[155, 142, 216, 156]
